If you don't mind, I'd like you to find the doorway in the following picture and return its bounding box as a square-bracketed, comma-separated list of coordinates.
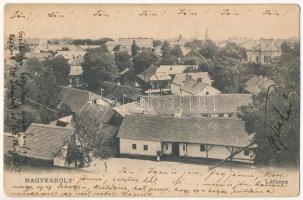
[172, 143, 179, 157]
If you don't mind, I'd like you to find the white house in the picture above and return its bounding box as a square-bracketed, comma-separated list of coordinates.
[117, 115, 256, 163]
[171, 73, 221, 96]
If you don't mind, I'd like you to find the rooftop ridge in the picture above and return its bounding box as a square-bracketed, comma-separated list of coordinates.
[29, 123, 74, 131]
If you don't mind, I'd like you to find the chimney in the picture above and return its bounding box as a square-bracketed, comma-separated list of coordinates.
[174, 108, 182, 117]
[17, 133, 25, 146]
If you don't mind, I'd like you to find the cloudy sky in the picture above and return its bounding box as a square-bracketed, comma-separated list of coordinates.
[4, 4, 300, 40]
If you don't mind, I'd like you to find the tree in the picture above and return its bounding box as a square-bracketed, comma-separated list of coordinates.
[82, 48, 118, 91]
[219, 42, 247, 60]
[133, 49, 158, 74]
[198, 39, 219, 59]
[131, 40, 140, 57]
[161, 41, 170, 57]
[153, 40, 162, 47]
[209, 56, 242, 93]
[170, 45, 183, 58]
[4, 57, 63, 132]
[239, 41, 300, 167]
[184, 39, 204, 49]
[114, 51, 132, 71]
[43, 55, 70, 86]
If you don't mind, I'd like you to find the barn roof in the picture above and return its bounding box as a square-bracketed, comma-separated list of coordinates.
[17, 124, 73, 160]
[117, 115, 252, 147]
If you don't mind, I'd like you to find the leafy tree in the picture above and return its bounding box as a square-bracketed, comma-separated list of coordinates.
[82, 48, 118, 91]
[114, 51, 132, 71]
[161, 41, 170, 57]
[239, 42, 300, 167]
[131, 40, 140, 57]
[153, 40, 162, 47]
[133, 49, 158, 74]
[43, 55, 70, 86]
[198, 39, 219, 59]
[209, 56, 242, 93]
[170, 45, 183, 58]
[4, 57, 63, 132]
[219, 42, 247, 60]
[184, 39, 204, 49]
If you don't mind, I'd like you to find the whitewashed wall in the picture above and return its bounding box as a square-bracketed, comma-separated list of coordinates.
[120, 138, 161, 156]
[162, 142, 172, 155]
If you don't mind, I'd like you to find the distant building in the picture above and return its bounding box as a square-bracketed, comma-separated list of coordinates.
[144, 65, 198, 94]
[119, 38, 153, 55]
[171, 72, 220, 96]
[69, 65, 83, 87]
[140, 94, 253, 118]
[117, 115, 256, 163]
[244, 75, 275, 95]
[244, 38, 282, 64]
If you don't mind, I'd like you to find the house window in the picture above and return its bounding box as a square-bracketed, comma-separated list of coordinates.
[166, 144, 168, 150]
[144, 145, 148, 151]
[244, 149, 250, 156]
[200, 144, 206, 152]
[132, 144, 136, 150]
[183, 145, 186, 151]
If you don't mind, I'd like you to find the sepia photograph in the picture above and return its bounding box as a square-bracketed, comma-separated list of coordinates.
[2, 3, 301, 198]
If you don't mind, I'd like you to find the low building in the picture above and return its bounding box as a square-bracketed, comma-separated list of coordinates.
[13, 123, 74, 167]
[244, 75, 275, 95]
[171, 72, 220, 96]
[140, 94, 252, 118]
[59, 87, 112, 114]
[141, 65, 198, 94]
[117, 115, 256, 163]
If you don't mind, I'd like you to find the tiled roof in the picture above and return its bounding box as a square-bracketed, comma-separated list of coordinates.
[157, 65, 194, 75]
[172, 72, 213, 86]
[59, 87, 109, 114]
[244, 75, 275, 95]
[102, 81, 143, 100]
[117, 115, 252, 147]
[140, 94, 253, 115]
[17, 123, 73, 160]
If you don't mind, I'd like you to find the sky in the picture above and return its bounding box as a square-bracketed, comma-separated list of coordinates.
[4, 4, 300, 40]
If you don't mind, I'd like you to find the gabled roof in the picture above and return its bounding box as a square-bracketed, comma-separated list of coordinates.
[113, 102, 144, 117]
[117, 115, 252, 147]
[172, 72, 213, 86]
[136, 65, 157, 82]
[59, 87, 110, 114]
[140, 94, 253, 115]
[102, 81, 143, 99]
[157, 65, 193, 75]
[244, 75, 275, 95]
[180, 79, 221, 95]
[17, 123, 73, 160]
